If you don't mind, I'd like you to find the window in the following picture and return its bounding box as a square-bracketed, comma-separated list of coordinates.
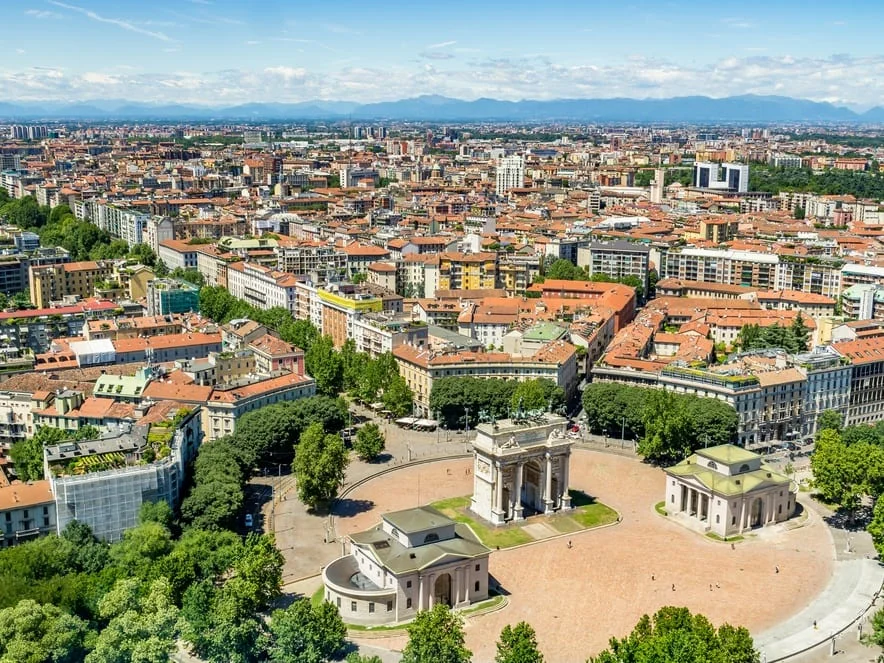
[778, 505, 783, 514]
[424, 533, 440, 544]
[475, 564, 480, 571]
[474, 581, 480, 592]
[406, 580, 412, 588]
[670, 495, 674, 503]
[387, 601, 393, 612]
[707, 461, 718, 470]
[351, 601, 357, 612]
[369, 602, 375, 613]
[406, 598, 412, 609]
[731, 516, 736, 525]
[716, 515, 720, 524]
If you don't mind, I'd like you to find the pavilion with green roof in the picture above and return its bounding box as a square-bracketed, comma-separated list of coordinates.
[663, 444, 796, 538]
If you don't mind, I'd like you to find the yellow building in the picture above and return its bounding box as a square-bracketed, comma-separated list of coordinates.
[438, 252, 497, 291]
[318, 286, 383, 348]
[29, 260, 113, 308]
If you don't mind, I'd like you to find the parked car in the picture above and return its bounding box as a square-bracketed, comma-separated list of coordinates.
[244, 513, 253, 529]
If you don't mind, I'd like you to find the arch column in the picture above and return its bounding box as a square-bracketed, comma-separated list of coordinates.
[418, 574, 425, 610]
[560, 453, 572, 510]
[513, 462, 524, 521]
[543, 453, 554, 513]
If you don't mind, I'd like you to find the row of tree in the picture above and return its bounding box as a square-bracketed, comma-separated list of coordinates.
[429, 377, 566, 429]
[582, 383, 739, 464]
[749, 164, 884, 199]
[198, 285, 415, 412]
[392, 604, 757, 663]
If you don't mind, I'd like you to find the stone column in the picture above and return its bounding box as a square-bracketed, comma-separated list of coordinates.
[428, 574, 435, 608]
[738, 499, 746, 533]
[464, 569, 471, 603]
[560, 453, 572, 510]
[492, 464, 505, 524]
[454, 567, 462, 606]
[543, 453, 554, 513]
[418, 574, 425, 610]
[513, 462, 524, 520]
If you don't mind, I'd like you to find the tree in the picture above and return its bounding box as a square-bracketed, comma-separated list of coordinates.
[108, 522, 173, 580]
[588, 606, 758, 663]
[401, 604, 471, 663]
[870, 605, 884, 647]
[305, 335, 343, 396]
[816, 409, 844, 434]
[294, 423, 349, 508]
[383, 374, 414, 417]
[495, 622, 544, 663]
[793, 205, 806, 220]
[170, 267, 205, 287]
[232, 534, 284, 611]
[267, 598, 346, 663]
[0, 599, 93, 663]
[10, 426, 84, 482]
[180, 580, 266, 663]
[85, 578, 179, 663]
[511, 379, 564, 412]
[279, 319, 320, 352]
[353, 423, 386, 461]
[639, 391, 694, 464]
[138, 500, 173, 529]
[544, 259, 583, 281]
[346, 654, 384, 663]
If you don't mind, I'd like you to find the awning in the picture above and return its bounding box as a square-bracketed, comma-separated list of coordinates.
[395, 417, 419, 425]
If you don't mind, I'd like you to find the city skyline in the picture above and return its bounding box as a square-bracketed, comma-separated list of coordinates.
[4, 0, 884, 109]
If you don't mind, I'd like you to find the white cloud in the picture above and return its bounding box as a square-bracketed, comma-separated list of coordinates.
[25, 9, 62, 19]
[2, 53, 884, 109]
[427, 40, 456, 49]
[48, 1, 174, 41]
[15, 49, 25, 55]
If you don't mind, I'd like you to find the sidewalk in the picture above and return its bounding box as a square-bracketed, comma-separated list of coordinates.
[753, 495, 884, 662]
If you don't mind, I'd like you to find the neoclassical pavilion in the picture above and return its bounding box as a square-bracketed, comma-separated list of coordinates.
[664, 444, 797, 538]
[322, 506, 491, 625]
[470, 413, 574, 525]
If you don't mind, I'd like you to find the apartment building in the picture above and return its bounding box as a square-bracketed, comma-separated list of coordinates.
[316, 284, 384, 348]
[775, 256, 842, 297]
[795, 346, 852, 438]
[393, 340, 578, 416]
[664, 249, 778, 290]
[841, 263, 884, 290]
[841, 284, 884, 321]
[350, 312, 428, 357]
[29, 260, 113, 308]
[275, 242, 347, 281]
[496, 155, 525, 195]
[227, 261, 299, 315]
[438, 252, 497, 292]
[0, 247, 71, 296]
[204, 372, 316, 441]
[45, 406, 202, 541]
[834, 336, 884, 427]
[0, 300, 117, 352]
[0, 480, 55, 548]
[577, 241, 651, 293]
[158, 240, 200, 271]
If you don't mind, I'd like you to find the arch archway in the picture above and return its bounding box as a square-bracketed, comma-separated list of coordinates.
[434, 573, 452, 607]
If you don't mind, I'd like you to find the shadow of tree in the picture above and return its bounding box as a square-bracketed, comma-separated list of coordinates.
[332, 498, 376, 519]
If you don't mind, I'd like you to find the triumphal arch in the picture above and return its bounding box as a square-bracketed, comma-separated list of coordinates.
[470, 410, 574, 525]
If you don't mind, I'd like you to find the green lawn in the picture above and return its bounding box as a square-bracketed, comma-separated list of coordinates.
[310, 585, 325, 607]
[705, 532, 744, 543]
[431, 490, 618, 549]
[655, 501, 667, 516]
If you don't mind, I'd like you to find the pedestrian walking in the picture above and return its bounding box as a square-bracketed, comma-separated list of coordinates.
[567, 540, 572, 549]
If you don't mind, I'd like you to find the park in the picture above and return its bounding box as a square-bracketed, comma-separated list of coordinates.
[271, 407, 859, 663]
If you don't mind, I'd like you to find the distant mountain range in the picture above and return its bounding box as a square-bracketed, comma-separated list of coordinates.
[1, 94, 883, 123]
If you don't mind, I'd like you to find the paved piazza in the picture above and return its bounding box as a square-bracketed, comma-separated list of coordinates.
[335, 450, 834, 663]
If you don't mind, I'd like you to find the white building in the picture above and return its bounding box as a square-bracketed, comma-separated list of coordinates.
[664, 445, 796, 538]
[227, 261, 299, 315]
[323, 506, 491, 625]
[496, 155, 525, 195]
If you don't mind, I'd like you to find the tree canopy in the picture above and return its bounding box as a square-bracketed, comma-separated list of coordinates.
[294, 423, 349, 508]
[582, 383, 738, 463]
[401, 604, 472, 663]
[353, 422, 386, 461]
[588, 606, 759, 663]
[495, 621, 545, 663]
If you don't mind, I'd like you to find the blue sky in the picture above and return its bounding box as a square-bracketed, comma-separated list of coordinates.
[4, 0, 884, 108]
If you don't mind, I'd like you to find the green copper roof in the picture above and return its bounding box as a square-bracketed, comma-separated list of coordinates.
[666, 455, 791, 497]
[382, 506, 452, 535]
[350, 522, 490, 575]
[695, 444, 758, 465]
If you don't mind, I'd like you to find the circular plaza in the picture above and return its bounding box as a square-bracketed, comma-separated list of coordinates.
[331, 449, 834, 663]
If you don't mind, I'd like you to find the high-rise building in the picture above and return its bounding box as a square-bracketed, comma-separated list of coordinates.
[692, 162, 749, 192]
[496, 155, 525, 195]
